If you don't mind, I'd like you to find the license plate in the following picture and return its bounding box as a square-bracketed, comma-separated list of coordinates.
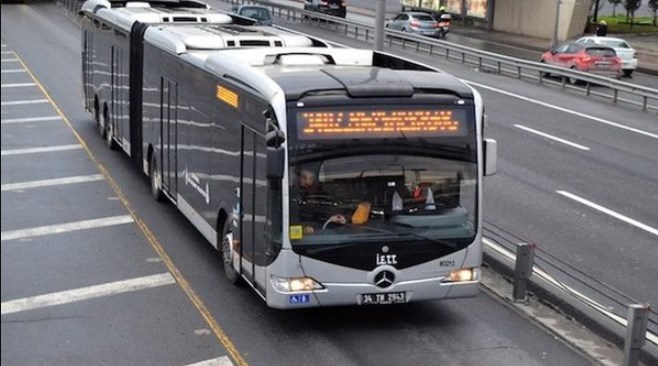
[360, 291, 407, 305]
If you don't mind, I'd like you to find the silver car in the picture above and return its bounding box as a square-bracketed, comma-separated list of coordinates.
[229, 5, 273, 26]
[386, 12, 440, 38]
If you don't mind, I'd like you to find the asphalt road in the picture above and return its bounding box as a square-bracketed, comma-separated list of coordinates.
[226, 0, 658, 305]
[259, 7, 658, 359]
[219, 0, 658, 353]
[1, 1, 603, 366]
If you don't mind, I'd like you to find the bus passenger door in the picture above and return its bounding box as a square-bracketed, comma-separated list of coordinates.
[82, 31, 93, 111]
[111, 46, 124, 144]
[160, 77, 178, 199]
[240, 125, 268, 293]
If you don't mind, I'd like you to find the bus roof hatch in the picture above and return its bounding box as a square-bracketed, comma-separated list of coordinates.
[322, 68, 414, 98]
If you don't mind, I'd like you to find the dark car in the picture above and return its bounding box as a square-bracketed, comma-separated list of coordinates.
[229, 5, 273, 26]
[303, 0, 347, 19]
[540, 42, 621, 83]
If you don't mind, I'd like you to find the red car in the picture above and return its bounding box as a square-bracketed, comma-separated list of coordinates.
[540, 42, 621, 83]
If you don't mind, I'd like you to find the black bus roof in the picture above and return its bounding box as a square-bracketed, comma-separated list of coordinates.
[201, 48, 474, 101]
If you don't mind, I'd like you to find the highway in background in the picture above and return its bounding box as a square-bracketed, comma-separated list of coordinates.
[215, 0, 658, 345]
[2, 0, 656, 365]
[272, 0, 658, 88]
[209, 0, 658, 311]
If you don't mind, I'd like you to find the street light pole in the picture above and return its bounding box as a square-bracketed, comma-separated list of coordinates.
[374, 0, 386, 51]
[593, 0, 601, 23]
[551, 0, 561, 47]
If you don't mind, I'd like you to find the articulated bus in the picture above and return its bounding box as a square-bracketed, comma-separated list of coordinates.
[80, 0, 329, 166]
[83, 7, 497, 309]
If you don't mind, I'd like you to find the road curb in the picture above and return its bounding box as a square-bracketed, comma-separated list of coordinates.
[482, 248, 658, 366]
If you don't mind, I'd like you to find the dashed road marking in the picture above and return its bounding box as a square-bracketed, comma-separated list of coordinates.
[1, 144, 81, 156]
[2, 174, 104, 191]
[184, 356, 235, 366]
[1, 116, 62, 124]
[558, 190, 658, 237]
[1, 273, 176, 315]
[1, 82, 35, 87]
[1, 215, 134, 242]
[514, 124, 590, 150]
[1, 99, 49, 106]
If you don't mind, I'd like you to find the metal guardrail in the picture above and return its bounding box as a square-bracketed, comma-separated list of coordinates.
[484, 226, 658, 365]
[219, 0, 658, 111]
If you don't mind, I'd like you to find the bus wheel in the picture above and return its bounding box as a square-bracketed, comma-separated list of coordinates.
[97, 110, 106, 140]
[221, 220, 240, 285]
[149, 153, 164, 202]
[105, 121, 116, 150]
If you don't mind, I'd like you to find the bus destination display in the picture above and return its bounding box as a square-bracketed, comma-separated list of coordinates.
[297, 107, 466, 140]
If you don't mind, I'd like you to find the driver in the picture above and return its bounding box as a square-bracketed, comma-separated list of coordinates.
[294, 168, 347, 233]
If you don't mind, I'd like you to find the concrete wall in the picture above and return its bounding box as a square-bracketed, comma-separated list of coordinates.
[493, 0, 591, 41]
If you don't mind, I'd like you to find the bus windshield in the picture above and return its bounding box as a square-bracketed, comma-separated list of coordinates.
[288, 154, 477, 248]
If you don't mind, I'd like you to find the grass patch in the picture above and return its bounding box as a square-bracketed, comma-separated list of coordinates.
[599, 15, 658, 33]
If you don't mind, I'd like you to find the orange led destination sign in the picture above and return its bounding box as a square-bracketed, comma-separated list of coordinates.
[297, 108, 466, 140]
[297, 109, 466, 140]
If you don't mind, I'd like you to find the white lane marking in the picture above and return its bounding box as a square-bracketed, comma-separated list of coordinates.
[1, 59, 19, 63]
[482, 237, 658, 346]
[184, 356, 235, 366]
[1, 116, 62, 124]
[1, 215, 134, 242]
[2, 174, 105, 191]
[557, 190, 658, 237]
[1, 99, 48, 106]
[467, 80, 658, 140]
[1, 144, 81, 156]
[1, 69, 26, 74]
[1, 273, 176, 315]
[1, 51, 14, 54]
[1, 82, 35, 87]
[514, 124, 590, 151]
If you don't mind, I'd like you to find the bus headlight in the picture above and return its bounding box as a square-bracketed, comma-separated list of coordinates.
[442, 268, 480, 283]
[271, 276, 324, 293]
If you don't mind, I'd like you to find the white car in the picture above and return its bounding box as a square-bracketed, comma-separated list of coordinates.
[575, 36, 638, 77]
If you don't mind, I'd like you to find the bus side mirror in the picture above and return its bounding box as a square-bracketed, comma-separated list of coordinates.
[266, 129, 286, 147]
[267, 147, 285, 180]
[484, 138, 497, 176]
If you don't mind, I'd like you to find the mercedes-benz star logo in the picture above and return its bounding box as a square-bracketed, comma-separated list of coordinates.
[374, 270, 395, 289]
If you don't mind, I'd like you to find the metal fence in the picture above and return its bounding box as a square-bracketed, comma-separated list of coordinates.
[219, 0, 658, 112]
[484, 222, 658, 365]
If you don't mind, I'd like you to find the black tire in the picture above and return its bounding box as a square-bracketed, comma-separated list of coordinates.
[568, 67, 580, 85]
[149, 153, 164, 202]
[539, 60, 550, 77]
[105, 119, 116, 150]
[97, 109, 106, 140]
[623, 69, 633, 77]
[221, 219, 240, 285]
